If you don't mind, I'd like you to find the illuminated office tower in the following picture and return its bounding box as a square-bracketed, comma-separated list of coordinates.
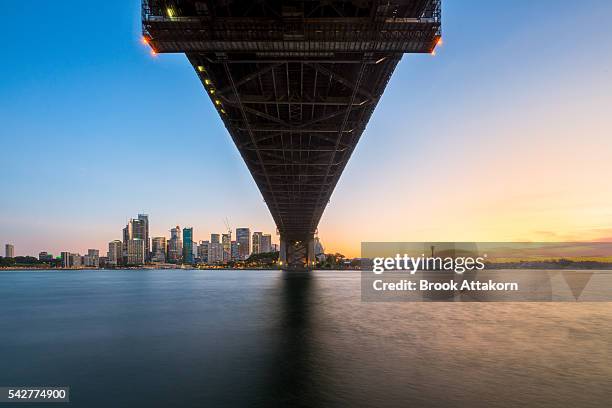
[209, 242, 222, 264]
[261, 234, 272, 253]
[151, 237, 167, 263]
[210, 233, 220, 244]
[197, 241, 209, 264]
[108, 240, 123, 266]
[222, 233, 231, 263]
[231, 241, 239, 261]
[138, 214, 150, 261]
[183, 227, 194, 264]
[252, 232, 262, 255]
[123, 217, 147, 257]
[126, 239, 145, 265]
[236, 228, 250, 260]
[167, 226, 182, 263]
[5, 244, 14, 258]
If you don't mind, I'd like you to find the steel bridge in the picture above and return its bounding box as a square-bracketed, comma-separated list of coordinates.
[142, 0, 441, 269]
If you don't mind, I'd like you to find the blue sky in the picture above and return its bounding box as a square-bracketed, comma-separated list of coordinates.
[1, 1, 611, 257]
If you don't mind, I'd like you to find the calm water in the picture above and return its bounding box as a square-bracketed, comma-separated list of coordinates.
[0, 270, 610, 407]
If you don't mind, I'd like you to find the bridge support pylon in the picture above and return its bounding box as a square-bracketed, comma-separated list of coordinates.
[279, 237, 316, 271]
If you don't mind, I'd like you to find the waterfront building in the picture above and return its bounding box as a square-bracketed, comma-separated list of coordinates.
[222, 233, 231, 262]
[183, 227, 194, 264]
[5, 244, 14, 258]
[123, 217, 147, 259]
[252, 232, 262, 254]
[84, 249, 100, 267]
[61, 252, 71, 268]
[39, 251, 53, 261]
[236, 228, 250, 259]
[197, 241, 209, 264]
[231, 241, 239, 260]
[107, 240, 123, 266]
[126, 239, 145, 265]
[261, 234, 272, 253]
[138, 214, 151, 261]
[69, 253, 82, 268]
[208, 242, 223, 264]
[167, 226, 182, 263]
[151, 237, 167, 263]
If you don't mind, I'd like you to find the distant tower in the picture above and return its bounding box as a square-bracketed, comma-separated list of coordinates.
[168, 226, 183, 263]
[236, 228, 251, 260]
[182, 227, 194, 264]
[5, 244, 14, 258]
[138, 214, 150, 261]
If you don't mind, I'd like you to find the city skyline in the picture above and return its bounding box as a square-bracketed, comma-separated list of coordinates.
[1, 214, 280, 261]
[2, 1, 612, 258]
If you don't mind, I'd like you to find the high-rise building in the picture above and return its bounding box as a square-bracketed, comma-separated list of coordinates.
[211, 233, 220, 244]
[68, 253, 81, 268]
[252, 232, 263, 255]
[183, 227, 194, 264]
[231, 241, 239, 260]
[5, 244, 14, 258]
[84, 249, 100, 267]
[261, 234, 272, 253]
[108, 240, 123, 266]
[167, 226, 182, 263]
[209, 242, 223, 264]
[222, 233, 231, 263]
[138, 214, 151, 261]
[197, 241, 209, 264]
[126, 239, 145, 265]
[236, 228, 250, 260]
[151, 237, 167, 263]
[123, 217, 147, 261]
[61, 252, 71, 268]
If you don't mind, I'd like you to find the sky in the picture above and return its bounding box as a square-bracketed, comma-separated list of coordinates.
[1, 1, 612, 258]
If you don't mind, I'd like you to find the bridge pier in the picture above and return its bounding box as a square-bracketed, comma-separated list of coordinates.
[279, 237, 316, 271]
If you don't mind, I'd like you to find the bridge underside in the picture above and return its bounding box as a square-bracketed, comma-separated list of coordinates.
[143, 0, 441, 269]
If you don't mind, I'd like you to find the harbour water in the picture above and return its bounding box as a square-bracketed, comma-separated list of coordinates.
[1, 270, 611, 407]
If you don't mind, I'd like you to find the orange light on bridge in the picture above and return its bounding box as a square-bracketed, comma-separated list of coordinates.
[431, 49, 436, 56]
[437, 37, 443, 46]
[150, 49, 158, 57]
[141, 36, 149, 45]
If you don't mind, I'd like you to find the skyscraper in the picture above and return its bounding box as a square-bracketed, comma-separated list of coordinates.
[236, 228, 250, 260]
[138, 214, 150, 261]
[61, 252, 71, 268]
[222, 233, 231, 263]
[183, 227, 194, 264]
[231, 241, 239, 261]
[252, 232, 263, 255]
[209, 242, 222, 264]
[197, 241, 209, 264]
[151, 237, 167, 263]
[5, 244, 14, 258]
[261, 234, 272, 253]
[126, 239, 145, 265]
[167, 226, 182, 263]
[108, 240, 123, 266]
[123, 217, 147, 261]
[210, 233, 220, 244]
